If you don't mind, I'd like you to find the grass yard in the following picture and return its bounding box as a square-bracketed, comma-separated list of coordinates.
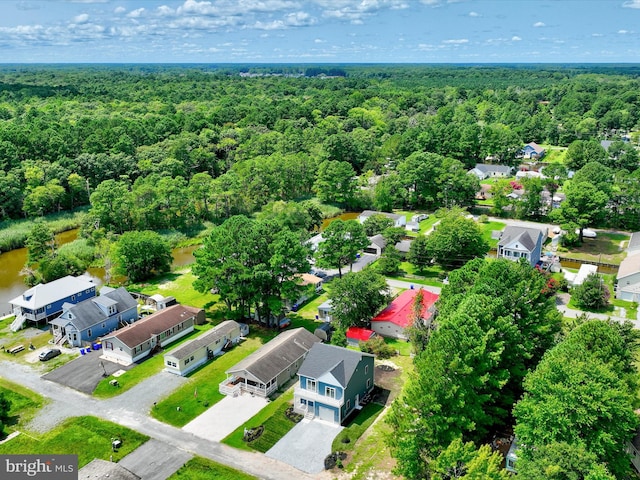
[558, 232, 630, 265]
[383, 337, 413, 357]
[0, 378, 47, 436]
[539, 146, 568, 164]
[152, 335, 272, 427]
[128, 268, 215, 310]
[479, 220, 506, 248]
[168, 456, 256, 480]
[0, 416, 148, 467]
[222, 389, 295, 452]
[332, 402, 385, 453]
[387, 262, 445, 287]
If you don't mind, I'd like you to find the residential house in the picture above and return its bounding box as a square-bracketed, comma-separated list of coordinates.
[346, 326, 376, 346]
[565, 264, 598, 287]
[468, 163, 514, 181]
[371, 288, 439, 340]
[521, 142, 546, 160]
[164, 320, 247, 376]
[49, 286, 138, 347]
[616, 233, 640, 301]
[497, 226, 547, 268]
[506, 439, 519, 473]
[293, 343, 374, 424]
[317, 300, 333, 321]
[100, 304, 204, 365]
[289, 273, 323, 311]
[357, 210, 407, 228]
[600, 140, 613, 151]
[628, 427, 640, 474]
[364, 234, 387, 256]
[515, 169, 545, 180]
[9, 275, 97, 332]
[219, 327, 320, 398]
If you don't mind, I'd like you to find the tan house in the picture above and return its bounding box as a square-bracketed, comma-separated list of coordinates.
[101, 304, 205, 365]
[219, 327, 320, 398]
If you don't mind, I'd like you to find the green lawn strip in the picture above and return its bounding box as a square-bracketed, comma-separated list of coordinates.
[479, 221, 506, 248]
[152, 336, 268, 427]
[128, 268, 215, 310]
[387, 268, 444, 288]
[222, 389, 295, 452]
[557, 232, 629, 265]
[294, 292, 329, 320]
[341, 409, 394, 479]
[383, 337, 412, 357]
[331, 403, 385, 452]
[93, 323, 215, 399]
[0, 416, 148, 468]
[0, 378, 47, 434]
[168, 456, 256, 480]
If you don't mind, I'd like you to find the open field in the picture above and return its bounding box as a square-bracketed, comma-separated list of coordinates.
[168, 457, 256, 480]
[128, 268, 216, 310]
[559, 231, 629, 265]
[0, 378, 47, 436]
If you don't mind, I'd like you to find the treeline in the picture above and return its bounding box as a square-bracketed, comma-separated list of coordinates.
[1, 65, 639, 233]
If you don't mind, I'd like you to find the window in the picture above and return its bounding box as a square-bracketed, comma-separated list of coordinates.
[101, 323, 106, 329]
[367, 379, 372, 388]
[346, 399, 351, 410]
[185, 358, 190, 365]
[365, 365, 369, 375]
[307, 379, 317, 392]
[87, 329, 92, 338]
[47, 304, 52, 310]
[325, 386, 336, 399]
[71, 295, 75, 301]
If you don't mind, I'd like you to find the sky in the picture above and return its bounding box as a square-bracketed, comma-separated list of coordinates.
[1, 0, 640, 63]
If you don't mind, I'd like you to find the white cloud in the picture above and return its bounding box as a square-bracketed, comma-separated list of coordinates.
[442, 38, 468, 44]
[468, 11, 480, 17]
[73, 13, 90, 23]
[512, 35, 522, 41]
[314, 38, 325, 43]
[127, 8, 146, 18]
[618, 29, 629, 34]
[157, 5, 175, 16]
[623, 0, 640, 8]
[533, 21, 545, 27]
[114, 6, 126, 14]
[592, 33, 603, 37]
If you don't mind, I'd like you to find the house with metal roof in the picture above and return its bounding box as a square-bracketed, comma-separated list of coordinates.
[9, 275, 97, 331]
[497, 225, 547, 267]
[294, 343, 374, 424]
[371, 288, 439, 340]
[219, 327, 320, 398]
[164, 320, 247, 376]
[346, 326, 376, 346]
[49, 286, 138, 347]
[521, 142, 546, 160]
[357, 210, 407, 228]
[468, 163, 514, 181]
[100, 304, 205, 365]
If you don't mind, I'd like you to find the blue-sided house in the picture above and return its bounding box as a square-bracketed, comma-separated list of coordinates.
[9, 275, 97, 331]
[497, 225, 547, 268]
[49, 286, 138, 347]
[294, 343, 375, 425]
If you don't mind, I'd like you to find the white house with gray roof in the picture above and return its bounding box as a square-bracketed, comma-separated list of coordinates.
[219, 327, 320, 398]
[164, 320, 247, 376]
[357, 210, 406, 228]
[49, 286, 138, 347]
[468, 163, 514, 180]
[294, 343, 374, 424]
[616, 232, 640, 301]
[497, 225, 547, 267]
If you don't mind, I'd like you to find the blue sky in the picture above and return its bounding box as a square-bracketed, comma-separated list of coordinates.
[1, 0, 640, 63]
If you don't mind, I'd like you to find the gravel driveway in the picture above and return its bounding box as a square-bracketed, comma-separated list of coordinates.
[119, 439, 193, 480]
[266, 419, 343, 474]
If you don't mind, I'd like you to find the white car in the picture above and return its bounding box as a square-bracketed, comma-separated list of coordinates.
[576, 228, 597, 238]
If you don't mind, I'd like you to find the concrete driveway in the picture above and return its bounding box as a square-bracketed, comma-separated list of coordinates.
[182, 392, 268, 442]
[266, 419, 343, 474]
[119, 439, 193, 480]
[42, 349, 133, 394]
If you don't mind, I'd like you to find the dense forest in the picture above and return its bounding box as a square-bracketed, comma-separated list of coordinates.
[1, 64, 639, 230]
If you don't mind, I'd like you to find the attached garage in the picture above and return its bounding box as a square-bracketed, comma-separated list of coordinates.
[317, 405, 337, 423]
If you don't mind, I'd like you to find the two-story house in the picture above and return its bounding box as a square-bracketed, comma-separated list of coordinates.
[294, 343, 375, 425]
[497, 225, 547, 268]
[48, 286, 138, 347]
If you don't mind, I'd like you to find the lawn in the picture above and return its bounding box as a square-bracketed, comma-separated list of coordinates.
[558, 232, 630, 265]
[0, 416, 148, 467]
[294, 292, 330, 320]
[539, 145, 568, 164]
[332, 402, 385, 453]
[0, 378, 47, 436]
[386, 262, 445, 287]
[383, 337, 413, 357]
[168, 456, 256, 480]
[479, 220, 506, 248]
[567, 273, 638, 319]
[151, 335, 273, 427]
[128, 268, 216, 310]
[222, 389, 295, 452]
[93, 323, 216, 398]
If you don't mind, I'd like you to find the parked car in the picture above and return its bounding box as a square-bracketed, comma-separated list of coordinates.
[39, 348, 61, 361]
[576, 228, 597, 238]
[278, 318, 292, 329]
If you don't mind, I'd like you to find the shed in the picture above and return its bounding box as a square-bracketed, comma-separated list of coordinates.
[314, 322, 334, 342]
[346, 326, 376, 346]
[317, 300, 333, 321]
[371, 289, 439, 340]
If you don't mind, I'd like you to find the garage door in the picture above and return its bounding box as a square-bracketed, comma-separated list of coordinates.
[318, 405, 336, 423]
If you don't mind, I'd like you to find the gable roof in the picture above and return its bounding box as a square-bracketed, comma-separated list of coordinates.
[617, 254, 640, 280]
[524, 142, 545, 154]
[298, 343, 373, 388]
[9, 275, 95, 310]
[628, 232, 640, 255]
[369, 234, 387, 248]
[498, 225, 546, 252]
[226, 328, 319, 384]
[358, 210, 404, 222]
[298, 273, 323, 286]
[346, 326, 376, 341]
[166, 320, 240, 361]
[473, 163, 513, 175]
[105, 304, 201, 348]
[55, 287, 137, 331]
[372, 288, 439, 329]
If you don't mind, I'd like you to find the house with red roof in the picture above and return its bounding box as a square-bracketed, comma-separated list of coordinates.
[346, 326, 376, 346]
[371, 289, 439, 340]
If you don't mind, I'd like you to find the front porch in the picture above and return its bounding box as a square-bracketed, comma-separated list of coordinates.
[219, 375, 277, 398]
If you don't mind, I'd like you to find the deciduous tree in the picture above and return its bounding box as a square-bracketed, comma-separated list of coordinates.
[113, 230, 172, 282]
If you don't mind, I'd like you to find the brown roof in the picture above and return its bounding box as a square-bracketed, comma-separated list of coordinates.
[106, 304, 202, 348]
[298, 273, 323, 286]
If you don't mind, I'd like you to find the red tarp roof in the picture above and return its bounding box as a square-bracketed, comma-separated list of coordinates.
[346, 326, 376, 341]
[372, 289, 439, 329]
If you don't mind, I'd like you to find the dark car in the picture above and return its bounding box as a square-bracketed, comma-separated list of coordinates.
[39, 348, 61, 361]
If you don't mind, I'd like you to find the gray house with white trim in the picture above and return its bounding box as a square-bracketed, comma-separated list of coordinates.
[497, 226, 547, 267]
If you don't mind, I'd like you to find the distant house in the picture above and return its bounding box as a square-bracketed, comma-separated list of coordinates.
[219, 328, 320, 398]
[100, 304, 205, 365]
[294, 343, 375, 424]
[628, 427, 640, 474]
[49, 286, 138, 347]
[395, 239, 412, 258]
[290, 273, 323, 311]
[497, 226, 547, 267]
[164, 320, 246, 376]
[371, 289, 439, 340]
[364, 234, 387, 257]
[317, 300, 333, 321]
[521, 142, 546, 160]
[346, 326, 376, 346]
[616, 233, 640, 301]
[357, 210, 407, 228]
[9, 275, 97, 331]
[565, 264, 598, 287]
[468, 163, 514, 180]
[515, 170, 545, 180]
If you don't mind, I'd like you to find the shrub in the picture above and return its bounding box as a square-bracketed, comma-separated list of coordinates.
[359, 336, 395, 359]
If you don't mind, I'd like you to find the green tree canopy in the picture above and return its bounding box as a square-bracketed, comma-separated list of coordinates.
[113, 230, 172, 282]
[315, 219, 369, 277]
[572, 272, 610, 310]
